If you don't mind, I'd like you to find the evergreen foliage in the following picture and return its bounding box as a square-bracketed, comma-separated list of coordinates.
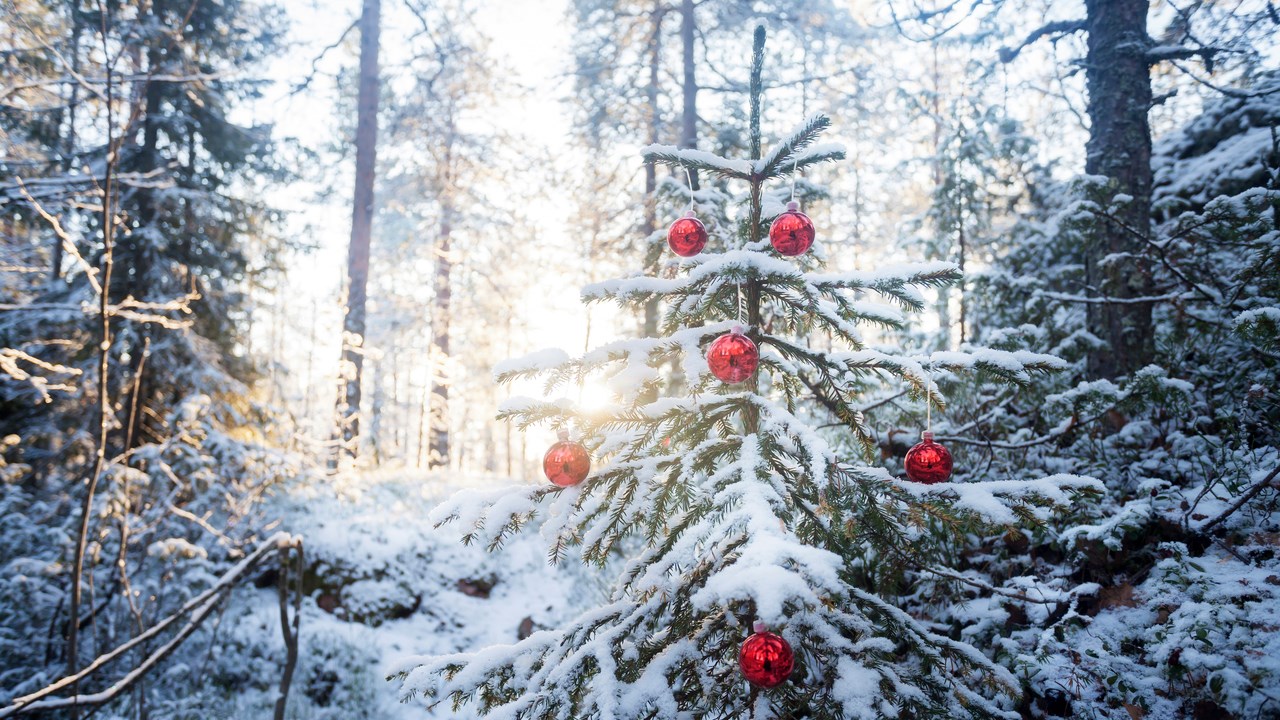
[0, 0, 301, 711]
[394, 27, 1097, 719]
[924, 67, 1280, 719]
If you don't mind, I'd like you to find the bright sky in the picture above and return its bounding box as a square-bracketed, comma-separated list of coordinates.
[252, 0, 598, 462]
[248, 0, 1235, 467]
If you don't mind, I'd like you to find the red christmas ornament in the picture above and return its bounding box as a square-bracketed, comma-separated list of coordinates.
[667, 211, 708, 257]
[739, 621, 794, 688]
[768, 201, 815, 257]
[706, 327, 759, 384]
[543, 431, 590, 487]
[904, 431, 953, 484]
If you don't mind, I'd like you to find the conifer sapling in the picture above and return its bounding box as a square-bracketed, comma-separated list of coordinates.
[395, 25, 1100, 720]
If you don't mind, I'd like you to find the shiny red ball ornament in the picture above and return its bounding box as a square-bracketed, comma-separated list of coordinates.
[706, 327, 759, 384]
[904, 431, 953, 484]
[667, 211, 708, 257]
[543, 431, 590, 487]
[739, 622, 794, 689]
[768, 201, 815, 257]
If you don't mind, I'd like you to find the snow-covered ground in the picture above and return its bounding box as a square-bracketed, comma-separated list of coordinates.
[217, 470, 602, 719]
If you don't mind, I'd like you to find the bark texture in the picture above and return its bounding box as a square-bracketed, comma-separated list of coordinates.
[428, 145, 454, 470]
[1083, 0, 1156, 378]
[335, 0, 381, 463]
[642, 2, 663, 340]
[680, 0, 698, 188]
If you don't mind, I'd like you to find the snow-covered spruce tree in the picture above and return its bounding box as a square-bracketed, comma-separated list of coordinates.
[395, 27, 1098, 719]
[952, 70, 1280, 718]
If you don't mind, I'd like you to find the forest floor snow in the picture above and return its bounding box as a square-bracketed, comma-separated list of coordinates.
[220, 469, 598, 719]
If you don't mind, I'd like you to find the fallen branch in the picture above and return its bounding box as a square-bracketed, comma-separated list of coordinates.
[1, 532, 302, 718]
[1197, 464, 1280, 535]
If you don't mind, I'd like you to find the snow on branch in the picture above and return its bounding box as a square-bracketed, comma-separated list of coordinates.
[925, 348, 1067, 384]
[397, 434, 1028, 718]
[586, 250, 802, 302]
[755, 113, 837, 178]
[492, 348, 571, 382]
[807, 261, 960, 310]
[0, 533, 302, 718]
[0, 348, 82, 402]
[641, 145, 753, 180]
[494, 324, 734, 405]
[998, 19, 1086, 63]
[844, 584, 1021, 718]
[787, 141, 847, 175]
[893, 474, 1104, 526]
[1145, 44, 1227, 65]
[428, 484, 563, 553]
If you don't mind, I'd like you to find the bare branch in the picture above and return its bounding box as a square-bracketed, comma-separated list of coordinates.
[1197, 464, 1280, 535]
[998, 20, 1086, 64]
[1145, 44, 1226, 64]
[1, 534, 300, 717]
[290, 19, 360, 95]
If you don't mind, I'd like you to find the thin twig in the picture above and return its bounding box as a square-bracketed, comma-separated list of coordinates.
[4, 534, 297, 717]
[1198, 464, 1280, 535]
[273, 545, 303, 720]
[67, 1, 120, 705]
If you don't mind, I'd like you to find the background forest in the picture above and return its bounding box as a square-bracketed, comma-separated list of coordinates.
[1, 0, 1278, 718]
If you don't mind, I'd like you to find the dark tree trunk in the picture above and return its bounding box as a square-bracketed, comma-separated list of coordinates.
[370, 355, 384, 463]
[333, 0, 381, 466]
[427, 204, 452, 469]
[120, 20, 165, 454]
[642, 2, 663, 340]
[679, 0, 698, 189]
[1083, 0, 1155, 378]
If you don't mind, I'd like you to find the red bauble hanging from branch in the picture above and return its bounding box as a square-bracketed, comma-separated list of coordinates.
[739, 622, 794, 688]
[706, 327, 759, 384]
[768, 201, 815, 257]
[543, 431, 591, 487]
[904, 431, 953, 484]
[667, 211, 708, 257]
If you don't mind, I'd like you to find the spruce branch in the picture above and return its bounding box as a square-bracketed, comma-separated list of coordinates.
[640, 145, 751, 180]
[755, 114, 834, 178]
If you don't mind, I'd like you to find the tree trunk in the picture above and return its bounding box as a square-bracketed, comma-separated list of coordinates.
[958, 209, 967, 344]
[1083, 0, 1155, 378]
[121, 35, 165, 453]
[428, 128, 454, 470]
[333, 0, 381, 466]
[416, 376, 427, 468]
[929, 46, 951, 350]
[370, 354, 384, 463]
[642, 2, 663, 341]
[680, 0, 698, 189]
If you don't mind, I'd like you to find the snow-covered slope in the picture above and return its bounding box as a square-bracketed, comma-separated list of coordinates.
[214, 470, 601, 719]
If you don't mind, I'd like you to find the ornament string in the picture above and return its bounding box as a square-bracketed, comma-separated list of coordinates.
[789, 153, 799, 203]
[735, 162, 744, 325]
[685, 167, 695, 214]
[925, 377, 932, 434]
